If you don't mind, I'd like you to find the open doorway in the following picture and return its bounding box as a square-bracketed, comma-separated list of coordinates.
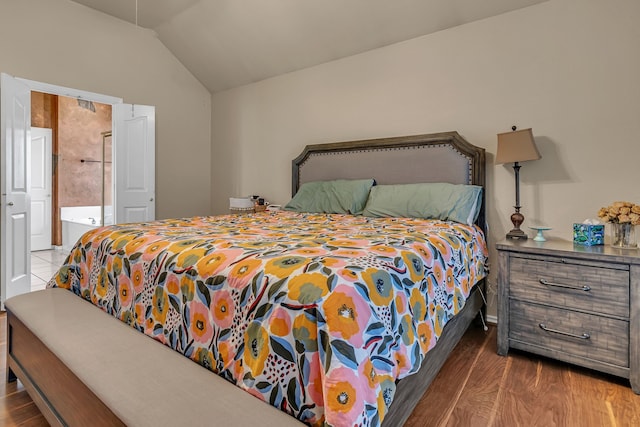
[29, 92, 113, 290]
[1, 73, 156, 308]
[31, 92, 113, 250]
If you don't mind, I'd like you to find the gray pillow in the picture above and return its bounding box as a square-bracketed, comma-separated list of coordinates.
[284, 179, 375, 215]
[361, 182, 482, 225]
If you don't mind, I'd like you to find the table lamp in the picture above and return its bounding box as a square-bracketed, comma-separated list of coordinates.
[496, 126, 541, 240]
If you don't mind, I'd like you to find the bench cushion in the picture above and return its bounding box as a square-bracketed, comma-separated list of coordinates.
[6, 288, 303, 427]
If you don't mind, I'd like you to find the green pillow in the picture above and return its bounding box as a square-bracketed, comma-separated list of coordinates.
[361, 183, 482, 225]
[284, 179, 375, 215]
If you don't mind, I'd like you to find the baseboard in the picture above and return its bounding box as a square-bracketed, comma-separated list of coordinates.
[487, 314, 497, 325]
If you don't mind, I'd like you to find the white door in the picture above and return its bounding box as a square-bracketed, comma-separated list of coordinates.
[1, 73, 31, 307]
[113, 104, 155, 224]
[30, 127, 52, 251]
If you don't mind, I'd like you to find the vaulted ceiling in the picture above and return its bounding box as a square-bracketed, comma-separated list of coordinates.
[71, 0, 548, 93]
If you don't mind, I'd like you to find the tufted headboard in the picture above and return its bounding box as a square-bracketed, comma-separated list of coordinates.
[291, 131, 486, 230]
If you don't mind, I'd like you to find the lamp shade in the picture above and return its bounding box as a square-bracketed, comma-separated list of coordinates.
[495, 128, 541, 164]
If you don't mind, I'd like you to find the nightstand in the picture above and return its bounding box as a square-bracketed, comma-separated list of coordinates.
[496, 239, 640, 394]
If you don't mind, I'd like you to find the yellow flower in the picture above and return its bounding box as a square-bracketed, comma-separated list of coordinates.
[401, 251, 424, 283]
[96, 269, 109, 298]
[244, 322, 269, 375]
[362, 268, 393, 306]
[177, 248, 207, 268]
[287, 272, 329, 304]
[228, 258, 262, 288]
[417, 321, 434, 353]
[324, 290, 362, 340]
[264, 256, 309, 278]
[293, 313, 317, 351]
[152, 286, 168, 324]
[409, 287, 426, 320]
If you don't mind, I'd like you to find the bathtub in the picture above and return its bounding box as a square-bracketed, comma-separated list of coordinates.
[60, 206, 113, 252]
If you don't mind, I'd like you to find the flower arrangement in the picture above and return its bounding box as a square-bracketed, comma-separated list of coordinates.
[597, 201, 640, 225]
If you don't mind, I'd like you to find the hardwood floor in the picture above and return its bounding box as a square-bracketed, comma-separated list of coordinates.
[0, 313, 638, 426]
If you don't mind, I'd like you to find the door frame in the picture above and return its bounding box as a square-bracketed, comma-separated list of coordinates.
[2, 75, 123, 308]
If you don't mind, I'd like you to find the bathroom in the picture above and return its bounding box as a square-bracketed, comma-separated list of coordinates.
[31, 91, 113, 254]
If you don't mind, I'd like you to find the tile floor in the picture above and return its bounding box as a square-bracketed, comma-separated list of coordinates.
[30, 249, 69, 291]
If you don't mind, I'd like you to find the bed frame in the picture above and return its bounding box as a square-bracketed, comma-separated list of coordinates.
[6, 131, 486, 427]
[292, 131, 486, 426]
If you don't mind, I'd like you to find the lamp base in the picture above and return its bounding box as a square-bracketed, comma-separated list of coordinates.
[506, 210, 527, 240]
[506, 228, 528, 240]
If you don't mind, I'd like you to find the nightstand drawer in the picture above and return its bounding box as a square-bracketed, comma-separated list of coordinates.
[509, 257, 629, 318]
[509, 300, 629, 367]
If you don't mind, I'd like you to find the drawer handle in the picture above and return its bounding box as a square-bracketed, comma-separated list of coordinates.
[539, 278, 591, 292]
[539, 323, 591, 340]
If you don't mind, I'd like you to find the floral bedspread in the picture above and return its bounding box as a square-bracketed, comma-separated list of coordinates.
[49, 211, 487, 427]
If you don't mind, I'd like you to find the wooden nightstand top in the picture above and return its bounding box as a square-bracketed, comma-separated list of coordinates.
[496, 238, 640, 265]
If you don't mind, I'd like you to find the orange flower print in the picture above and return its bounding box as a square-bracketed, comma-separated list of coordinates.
[269, 307, 291, 337]
[323, 285, 370, 347]
[320, 257, 346, 269]
[293, 312, 318, 352]
[196, 250, 234, 278]
[244, 322, 269, 375]
[125, 236, 152, 256]
[337, 268, 359, 282]
[369, 245, 397, 256]
[445, 267, 455, 293]
[264, 256, 309, 278]
[190, 301, 213, 344]
[287, 272, 329, 304]
[409, 288, 426, 321]
[359, 358, 378, 391]
[96, 269, 109, 298]
[417, 321, 435, 353]
[134, 303, 145, 327]
[151, 286, 168, 324]
[118, 280, 133, 308]
[324, 367, 364, 425]
[393, 345, 410, 377]
[166, 274, 180, 295]
[131, 263, 145, 293]
[177, 248, 206, 269]
[292, 247, 328, 257]
[142, 239, 170, 262]
[432, 263, 444, 285]
[401, 251, 424, 283]
[211, 289, 234, 329]
[362, 268, 393, 306]
[427, 236, 452, 262]
[411, 242, 434, 268]
[227, 258, 262, 289]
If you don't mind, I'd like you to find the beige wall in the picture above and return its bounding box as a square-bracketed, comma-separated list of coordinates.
[0, 0, 212, 219]
[211, 0, 640, 317]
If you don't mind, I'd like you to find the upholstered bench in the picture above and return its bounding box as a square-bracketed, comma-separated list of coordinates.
[6, 288, 303, 427]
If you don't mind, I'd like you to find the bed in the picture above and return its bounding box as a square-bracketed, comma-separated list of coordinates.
[7, 131, 487, 427]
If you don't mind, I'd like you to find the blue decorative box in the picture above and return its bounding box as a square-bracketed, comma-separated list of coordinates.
[573, 223, 604, 246]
